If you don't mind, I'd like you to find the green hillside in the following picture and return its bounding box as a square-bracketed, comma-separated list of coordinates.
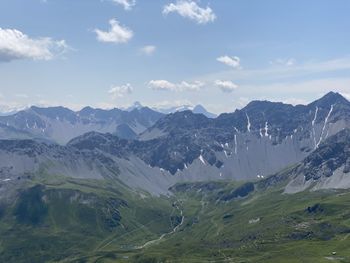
[1, 172, 350, 262]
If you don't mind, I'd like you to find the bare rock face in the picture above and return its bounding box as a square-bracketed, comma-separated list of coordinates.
[285, 128, 350, 193]
[0, 92, 349, 196]
[344, 158, 350, 174]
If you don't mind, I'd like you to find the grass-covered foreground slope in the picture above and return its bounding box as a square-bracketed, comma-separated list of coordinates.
[0, 175, 181, 263]
[131, 180, 350, 263]
[2, 173, 350, 262]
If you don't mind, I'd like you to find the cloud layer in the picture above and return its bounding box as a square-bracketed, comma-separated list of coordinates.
[163, 1, 216, 24]
[95, 19, 133, 44]
[0, 28, 68, 62]
[149, 79, 204, 91]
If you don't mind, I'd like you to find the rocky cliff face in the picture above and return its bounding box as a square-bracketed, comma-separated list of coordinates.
[136, 92, 350, 181]
[0, 92, 349, 196]
[285, 128, 350, 193]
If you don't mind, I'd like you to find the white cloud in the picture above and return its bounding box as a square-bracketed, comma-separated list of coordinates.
[108, 83, 133, 99]
[178, 80, 205, 91]
[148, 80, 177, 91]
[140, 45, 156, 55]
[217, 55, 241, 68]
[95, 19, 133, 44]
[110, 0, 136, 10]
[202, 57, 350, 85]
[0, 28, 68, 62]
[214, 80, 238, 93]
[270, 58, 296, 67]
[163, 0, 216, 24]
[148, 79, 204, 91]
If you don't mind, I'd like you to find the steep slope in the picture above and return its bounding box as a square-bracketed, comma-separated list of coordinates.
[0, 176, 180, 263]
[0, 92, 349, 196]
[0, 136, 178, 196]
[285, 128, 350, 193]
[132, 181, 350, 263]
[0, 106, 163, 144]
[138, 92, 350, 181]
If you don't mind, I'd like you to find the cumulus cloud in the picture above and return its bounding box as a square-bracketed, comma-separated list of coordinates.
[217, 55, 241, 68]
[178, 81, 204, 91]
[110, 0, 136, 10]
[163, 0, 216, 24]
[0, 28, 68, 62]
[148, 80, 204, 91]
[140, 45, 156, 55]
[95, 19, 133, 44]
[214, 80, 238, 93]
[148, 80, 177, 91]
[108, 83, 133, 99]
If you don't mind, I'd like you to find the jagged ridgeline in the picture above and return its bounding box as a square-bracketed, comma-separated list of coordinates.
[0, 92, 350, 262]
[0, 92, 349, 195]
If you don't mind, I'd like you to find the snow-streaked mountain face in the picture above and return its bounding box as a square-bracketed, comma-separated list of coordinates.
[0, 106, 164, 144]
[137, 92, 350, 180]
[284, 128, 350, 193]
[0, 92, 349, 196]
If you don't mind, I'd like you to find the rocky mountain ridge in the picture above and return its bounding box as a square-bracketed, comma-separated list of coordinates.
[0, 92, 349, 196]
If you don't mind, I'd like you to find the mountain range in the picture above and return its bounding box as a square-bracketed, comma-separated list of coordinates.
[1, 91, 350, 262]
[0, 92, 349, 195]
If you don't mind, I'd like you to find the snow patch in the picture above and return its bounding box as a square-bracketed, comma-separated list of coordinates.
[199, 155, 206, 165]
[316, 105, 334, 148]
[246, 113, 251, 132]
[312, 107, 319, 149]
[264, 121, 269, 136]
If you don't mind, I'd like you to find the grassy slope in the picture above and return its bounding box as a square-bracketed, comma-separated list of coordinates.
[0, 174, 179, 263]
[2, 172, 350, 262]
[132, 184, 350, 263]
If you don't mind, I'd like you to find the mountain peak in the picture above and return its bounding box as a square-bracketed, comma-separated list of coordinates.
[192, 104, 217, 118]
[127, 101, 143, 111]
[310, 92, 349, 108]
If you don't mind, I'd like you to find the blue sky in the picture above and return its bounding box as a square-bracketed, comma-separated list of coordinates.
[0, 0, 350, 113]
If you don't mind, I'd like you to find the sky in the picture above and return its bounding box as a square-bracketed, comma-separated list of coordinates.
[0, 0, 350, 114]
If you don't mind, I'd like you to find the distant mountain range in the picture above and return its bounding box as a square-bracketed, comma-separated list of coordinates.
[0, 103, 217, 143]
[154, 104, 217, 118]
[0, 105, 164, 143]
